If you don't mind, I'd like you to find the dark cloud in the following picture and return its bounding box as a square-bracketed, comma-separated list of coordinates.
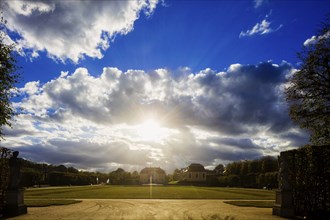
[280, 130, 310, 147]
[15, 139, 150, 170]
[3, 127, 35, 137]
[217, 137, 262, 150]
[186, 62, 293, 135]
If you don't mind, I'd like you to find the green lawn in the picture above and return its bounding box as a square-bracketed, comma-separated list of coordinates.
[25, 185, 275, 200]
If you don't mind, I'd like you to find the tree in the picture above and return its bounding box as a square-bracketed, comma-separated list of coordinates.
[248, 160, 260, 174]
[172, 168, 185, 181]
[260, 156, 278, 173]
[55, 165, 68, 173]
[240, 161, 249, 175]
[286, 17, 330, 145]
[0, 15, 20, 138]
[213, 164, 224, 175]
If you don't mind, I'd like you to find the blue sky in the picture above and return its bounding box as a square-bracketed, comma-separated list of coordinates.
[1, 0, 329, 172]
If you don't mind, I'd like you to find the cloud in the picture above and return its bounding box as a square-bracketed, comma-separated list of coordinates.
[3, 63, 309, 172]
[239, 13, 282, 38]
[254, 0, 265, 8]
[2, 0, 159, 63]
[15, 140, 150, 172]
[303, 31, 330, 46]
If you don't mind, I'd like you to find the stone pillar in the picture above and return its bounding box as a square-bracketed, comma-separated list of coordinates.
[4, 151, 27, 217]
[4, 189, 27, 217]
[273, 150, 295, 217]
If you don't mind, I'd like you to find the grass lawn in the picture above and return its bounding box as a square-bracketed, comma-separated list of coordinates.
[25, 185, 275, 200]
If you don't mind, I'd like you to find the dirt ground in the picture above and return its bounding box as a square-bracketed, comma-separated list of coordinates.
[8, 199, 286, 220]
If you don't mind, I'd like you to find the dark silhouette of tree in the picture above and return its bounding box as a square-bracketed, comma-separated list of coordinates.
[286, 17, 330, 145]
[248, 160, 260, 173]
[240, 161, 249, 175]
[213, 164, 224, 174]
[261, 156, 278, 173]
[0, 14, 20, 138]
[55, 165, 68, 173]
[67, 167, 79, 173]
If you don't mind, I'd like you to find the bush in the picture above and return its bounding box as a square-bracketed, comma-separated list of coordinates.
[227, 175, 240, 187]
[217, 176, 228, 187]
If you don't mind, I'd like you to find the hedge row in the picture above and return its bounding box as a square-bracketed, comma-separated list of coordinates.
[217, 172, 278, 188]
[287, 145, 330, 218]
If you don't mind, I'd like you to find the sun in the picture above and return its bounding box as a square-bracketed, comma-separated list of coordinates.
[136, 119, 164, 141]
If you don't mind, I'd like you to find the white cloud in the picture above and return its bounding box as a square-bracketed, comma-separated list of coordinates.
[303, 31, 330, 46]
[19, 81, 41, 96]
[303, 36, 317, 46]
[3, 63, 309, 172]
[2, 0, 159, 63]
[254, 0, 265, 8]
[1, 31, 15, 45]
[228, 63, 242, 72]
[239, 14, 282, 38]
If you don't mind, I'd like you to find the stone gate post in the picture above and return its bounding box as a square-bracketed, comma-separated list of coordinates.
[4, 151, 27, 217]
[273, 150, 295, 217]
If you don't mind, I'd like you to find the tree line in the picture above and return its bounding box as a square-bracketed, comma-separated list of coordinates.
[18, 156, 278, 188]
[217, 156, 278, 188]
[171, 156, 278, 188]
[19, 159, 146, 187]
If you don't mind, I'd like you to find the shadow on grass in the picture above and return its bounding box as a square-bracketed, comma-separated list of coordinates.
[224, 200, 275, 208]
[25, 199, 81, 207]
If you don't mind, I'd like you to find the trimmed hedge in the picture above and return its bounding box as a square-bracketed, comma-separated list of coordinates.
[217, 172, 278, 188]
[286, 145, 330, 219]
[0, 147, 13, 215]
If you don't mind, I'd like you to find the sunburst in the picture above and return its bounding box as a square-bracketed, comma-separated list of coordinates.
[137, 119, 163, 141]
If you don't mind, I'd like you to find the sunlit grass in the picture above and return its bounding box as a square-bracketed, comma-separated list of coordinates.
[25, 185, 275, 200]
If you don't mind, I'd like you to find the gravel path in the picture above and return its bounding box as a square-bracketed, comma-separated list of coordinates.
[8, 199, 286, 220]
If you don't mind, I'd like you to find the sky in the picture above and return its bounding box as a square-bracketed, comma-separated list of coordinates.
[1, 0, 329, 173]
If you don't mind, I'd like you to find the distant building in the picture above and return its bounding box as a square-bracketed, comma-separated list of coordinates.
[140, 167, 166, 184]
[183, 163, 206, 182]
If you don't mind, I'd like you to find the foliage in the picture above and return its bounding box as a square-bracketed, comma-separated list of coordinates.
[48, 172, 97, 186]
[17, 155, 279, 189]
[20, 167, 43, 187]
[285, 19, 330, 144]
[19, 158, 141, 187]
[219, 156, 278, 188]
[172, 168, 185, 181]
[214, 164, 225, 174]
[285, 145, 330, 218]
[0, 16, 20, 139]
[108, 168, 136, 185]
[0, 147, 12, 214]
